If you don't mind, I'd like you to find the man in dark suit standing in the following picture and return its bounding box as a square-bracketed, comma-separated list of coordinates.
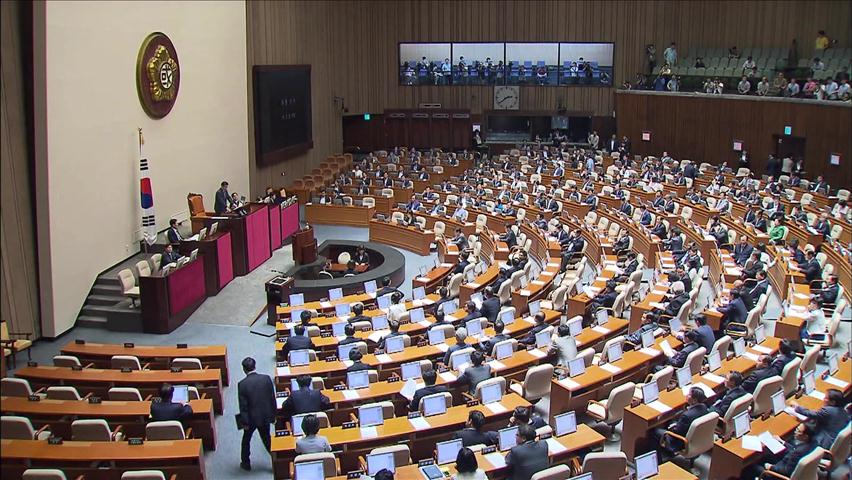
[281, 375, 331, 420]
[238, 357, 276, 471]
[683, 162, 697, 179]
[214, 181, 234, 214]
[150, 383, 193, 422]
[505, 424, 549, 480]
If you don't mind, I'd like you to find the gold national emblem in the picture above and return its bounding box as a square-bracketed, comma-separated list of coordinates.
[136, 32, 180, 118]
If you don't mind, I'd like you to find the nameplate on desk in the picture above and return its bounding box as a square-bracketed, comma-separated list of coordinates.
[120, 367, 133, 373]
[538, 432, 553, 440]
[341, 421, 357, 429]
[27, 361, 38, 367]
[275, 430, 291, 437]
[320, 332, 332, 338]
[466, 399, 481, 407]
[418, 459, 435, 467]
[71, 365, 83, 371]
[437, 366, 449, 373]
[347, 471, 365, 479]
[387, 376, 400, 383]
[48, 436, 63, 445]
[325, 355, 339, 362]
[124, 342, 135, 348]
[277, 361, 288, 367]
[481, 446, 497, 454]
[417, 340, 428, 348]
[333, 384, 346, 391]
[170, 366, 183, 373]
[176, 343, 188, 349]
[74, 339, 86, 345]
[128, 438, 144, 446]
[407, 411, 422, 419]
[28, 395, 40, 402]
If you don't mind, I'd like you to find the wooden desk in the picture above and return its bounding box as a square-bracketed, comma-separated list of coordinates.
[369, 220, 433, 255]
[325, 424, 605, 480]
[139, 257, 207, 334]
[707, 412, 800, 480]
[0, 396, 216, 450]
[178, 230, 234, 296]
[1, 438, 204, 479]
[774, 284, 811, 340]
[59, 342, 229, 386]
[272, 393, 531, 475]
[651, 462, 698, 479]
[14, 366, 224, 414]
[305, 203, 375, 227]
[222, 203, 272, 275]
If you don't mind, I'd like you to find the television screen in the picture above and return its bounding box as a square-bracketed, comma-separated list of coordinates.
[253, 66, 313, 165]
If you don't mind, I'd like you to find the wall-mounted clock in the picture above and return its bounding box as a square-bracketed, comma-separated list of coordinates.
[493, 86, 520, 110]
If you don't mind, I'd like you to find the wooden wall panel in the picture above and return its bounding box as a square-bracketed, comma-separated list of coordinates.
[615, 91, 852, 184]
[1, 1, 41, 338]
[247, 0, 850, 194]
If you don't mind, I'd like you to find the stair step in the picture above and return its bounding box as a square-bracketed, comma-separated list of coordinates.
[86, 294, 124, 306]
[76, 315, 108, 328]
[92, 284, 123, 295]
[81, 304, 141, 318]
[95, 276, 123, 287]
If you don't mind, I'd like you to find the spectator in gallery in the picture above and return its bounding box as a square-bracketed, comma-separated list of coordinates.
[666, 75, 680, 92]
[694, 57, 706, 68]
[741, 56, 756, 74]
[772, 73, 788, 96]
[645, 43, 657, 75]
[824, 78, 839, 100]
[839, 79, 851, 101]
[784, 78, 800, 97]
[654, 74, 666, 91]
[756, 77, 770, 96]
[811, 57, 826, 74]
[536, 66, 547, 85]
[728, 46, 741, 59]
[815, 30, 831, 53]
[587, 131, 599, 149]
[803, 77, 819, 97]
[664, 42, 677, 66]
[737, 76, 752, 94]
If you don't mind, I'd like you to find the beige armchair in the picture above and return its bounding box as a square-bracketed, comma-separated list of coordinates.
[586, 381, 636, 439]
[661, 411, 719, 468]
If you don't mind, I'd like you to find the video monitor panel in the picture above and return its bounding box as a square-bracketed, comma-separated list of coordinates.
[558, 42, 614, 86]
[451, 43, 505, 85]
[505, 42, 560, 86]
[399, 43, 451, 86]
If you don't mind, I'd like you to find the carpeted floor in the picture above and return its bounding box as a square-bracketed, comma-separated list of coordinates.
[8, 230, 850, 480]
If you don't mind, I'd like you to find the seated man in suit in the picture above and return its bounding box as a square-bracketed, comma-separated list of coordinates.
[741, 251, 765, 279]
[431, 287, 453, 316]
[589, 281, 619, 313]
[790, 389, 850, 449]
[710, 371, 747, 417]
[376, 276, 401, 298]
[499, 223, 517, 248]
[352, 245, 370, 266]
[800, 250, 823, 285]
[650, 218, 668, 240]
[505, 424, 549, 480]
[450, 228, 469, 250]
[638, 205, 653, 225]
[746, 423, 819, 479]
[664, 329, 701, 369]
[338, 323, 360, 346]
[166, 219, 183, 244]
[377, 320, 403, 351]
[718, 288, 748, 330]
[442, 328, 470, 366]
[652, 386, 709, 459]
[409, 369, 449, 411]
[453, 251, 472, 275]
[475, 319, 509, 355]
[507, 405, 548, 430]
[452, 410, 497, 447]
[150, 383, 193, 422]
[625, 311, 660, 349]
[612, 230, 631, 255]
[659, 281, 688, 320]
[346, 349, 371, 372]
[692, 314, 716, 352]
[520, 312, 550, 346]
[747, 270, 770, 300]
[742, 355, 777, 393]
[281, 325, 315, 357]
[479, 287, 501, 323]
[405, 194, 421, 212]
[769, 339, 797, 375]
[281, 375, 331, 419]
[458, 301, 482, 323]
[817, 274, 840, 305]
[621, 252, 640, 276]
[347, 303, 371, 325]
[161, 244, 182, 269]
[456, 351, 492, 394]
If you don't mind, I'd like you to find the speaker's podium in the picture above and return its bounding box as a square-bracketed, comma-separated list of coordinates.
[292, 226, 317, 265]
[265, 276, 294, 325]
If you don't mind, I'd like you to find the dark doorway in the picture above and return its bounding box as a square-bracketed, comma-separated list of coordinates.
[773, 135, 806, 165]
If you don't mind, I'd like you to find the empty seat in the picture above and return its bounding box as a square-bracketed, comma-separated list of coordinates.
[121, 472, 167, 480]
[118, 269, 140, 306]
[71, 418, 124, 441]
[46, 386, 85, 401]
[22, 470, 70, 480]
[1, 377, 42, 398]
[145, 420, 188, 440]
[1, 415, 51, 440]
[108, 387, 144, 401]
[171, 357, 203, 370]
[111, 355, 144, 370]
